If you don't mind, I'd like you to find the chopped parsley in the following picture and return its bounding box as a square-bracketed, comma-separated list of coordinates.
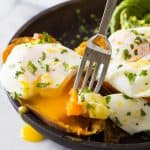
[130, 44, 134, 49]
[124, 72, 136, 83]
[62, 62, 69, 71]
[126, 112, 131, 116]
[43, 64, 50, 72]
[140, 109, 146, 117]
[10, 92, 21, 100]
[80, 87, 91, 94]
[122, 49, 131, 60]
[86, 103, 94, 110]
[40, 51, 46, 60]
[54, 58, 59, 63]
[134, 49, 138, 55]
[105, 96, 111, 104]
[131, 30, 139, 35]
[36, 82, 50, 88]
[134, 36, 142, 45]
[117, 64, 123, 69]
[27, 61, 37, 74]
[80, 95, 85, 102]
[39, 32, 52, 43]
[61, 49, 68, 54]
[15, 68, 25, 78]
[123, 94, 134, 100]
[15, 71, 23, 78]
[140, 70, 148, 76]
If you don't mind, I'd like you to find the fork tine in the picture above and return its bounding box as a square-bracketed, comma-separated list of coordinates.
[94, 58, 110, 93]
[89, 62, 100, 89]
[73, 56, 87, 90]
[81, 60, 94, 89]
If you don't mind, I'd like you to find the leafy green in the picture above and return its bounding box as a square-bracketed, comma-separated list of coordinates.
[110, 0, 150, 33]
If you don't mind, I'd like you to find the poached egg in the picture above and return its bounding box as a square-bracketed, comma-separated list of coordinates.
[0, 42, 81, 99]
[106, 27, 150, 98]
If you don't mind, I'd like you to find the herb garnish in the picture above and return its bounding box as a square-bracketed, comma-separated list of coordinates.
[140, 70, 148, 76]
[40, 51, 46, 60]
[122, 49, 131, 60]
[61, 49, 68, 54]
[43, 64, 50, 72]
[27, 61, 37, 74]
[134, 49, 138, 55]
[36, 82, 50, 88]
[130, 44, 134, 49]
[10, 92, 21, 100]
[105, 96, 111, 104]
[131, 30, 139, 35]
[80, 87, 91, 94]
[15, 68, 25, 78]
[62, 62, 69, 71]
[134, 36, 142, 45]
[39, 32, 52, 43]
[124, 72, 136, 83]
[80, 95, 85, 102]
[123, 94, 134, 100]
[117, 64, 123, 69]
[54, 58, 59, 63]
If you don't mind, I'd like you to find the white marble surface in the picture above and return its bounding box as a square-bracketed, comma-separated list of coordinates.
[0, 0, 70, 150]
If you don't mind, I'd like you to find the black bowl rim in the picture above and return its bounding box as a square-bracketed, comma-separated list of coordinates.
[6, 0, 150, 149]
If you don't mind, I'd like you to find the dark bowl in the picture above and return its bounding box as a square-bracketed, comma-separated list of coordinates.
[7, 0, 150, 149]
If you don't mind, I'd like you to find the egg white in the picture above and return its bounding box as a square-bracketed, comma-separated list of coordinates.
[0, 43, 81, 99]
[106, 27, 150, 98]
[107, 93, 150, 134]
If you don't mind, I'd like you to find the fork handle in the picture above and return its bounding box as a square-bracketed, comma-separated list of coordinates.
[99, 0, 118, 35]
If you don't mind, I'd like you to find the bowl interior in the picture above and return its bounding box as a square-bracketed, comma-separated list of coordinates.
[9, 0, 150, 149]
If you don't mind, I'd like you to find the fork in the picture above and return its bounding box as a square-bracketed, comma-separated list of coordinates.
[74, 0, 118, 93]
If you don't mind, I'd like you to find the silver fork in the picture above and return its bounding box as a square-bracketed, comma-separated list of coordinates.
[74, 0, 118, 93]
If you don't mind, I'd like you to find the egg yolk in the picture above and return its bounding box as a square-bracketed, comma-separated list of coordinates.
[21, 124, 44, 142]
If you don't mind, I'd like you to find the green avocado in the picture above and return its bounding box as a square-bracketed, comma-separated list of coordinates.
[110, 0, 150, 33]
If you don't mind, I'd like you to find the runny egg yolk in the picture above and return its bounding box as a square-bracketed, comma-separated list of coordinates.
[21, 124, 44, 142]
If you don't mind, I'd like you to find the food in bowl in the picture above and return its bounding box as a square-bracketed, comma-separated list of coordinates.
[0, 0, 150, 144]
[0, 33, 106, 136]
